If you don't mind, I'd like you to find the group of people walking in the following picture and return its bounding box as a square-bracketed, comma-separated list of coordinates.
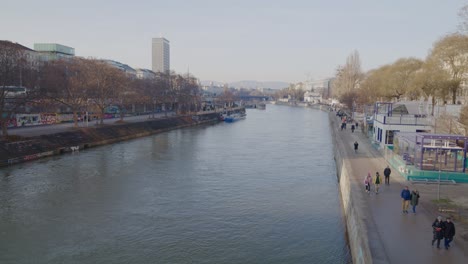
[337, 110, 460, 253]
[364, 165, 392, 194]
[431, 216, 456, 249]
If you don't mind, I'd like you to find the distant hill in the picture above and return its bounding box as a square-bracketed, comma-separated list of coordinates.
[201, 80, 289, 90]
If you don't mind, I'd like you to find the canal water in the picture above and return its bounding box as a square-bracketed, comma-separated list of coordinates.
[0, 105, 351, 264]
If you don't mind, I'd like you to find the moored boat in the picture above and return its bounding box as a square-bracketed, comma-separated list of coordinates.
[224, 112, 246, 123]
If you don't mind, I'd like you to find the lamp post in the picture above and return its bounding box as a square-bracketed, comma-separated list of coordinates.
[438, 169, 441, 201]
[437, 146, 442, 201]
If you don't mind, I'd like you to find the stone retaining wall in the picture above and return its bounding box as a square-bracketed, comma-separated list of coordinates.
[330, 112, 374, 264]
[0, 113, 221, 167]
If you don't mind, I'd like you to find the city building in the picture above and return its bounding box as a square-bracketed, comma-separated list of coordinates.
[305, 78, 333, 98]
[152, 38, 170, 73]
[102, 60, 137, 77]
[303, 91, 322, 103]
[201, 83, 226, 96]
[135, 68, 156, 79]
[372, 102, 432, 147]
[34, 43, 75, 62]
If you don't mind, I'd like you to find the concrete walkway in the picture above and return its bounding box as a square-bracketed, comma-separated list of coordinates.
[331, 114, 468, 263]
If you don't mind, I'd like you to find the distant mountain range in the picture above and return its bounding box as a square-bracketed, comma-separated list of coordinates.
[200, 80, 289, 90]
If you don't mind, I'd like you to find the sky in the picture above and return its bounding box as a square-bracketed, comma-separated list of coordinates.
[1, 0, 466, 83]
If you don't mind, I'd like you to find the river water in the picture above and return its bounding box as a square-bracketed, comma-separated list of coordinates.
[0, 105, 351, 264]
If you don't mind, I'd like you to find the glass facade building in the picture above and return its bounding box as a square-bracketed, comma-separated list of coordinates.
[34, 43, 75, 61]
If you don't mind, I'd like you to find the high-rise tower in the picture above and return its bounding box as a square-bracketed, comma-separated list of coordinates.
[152, 38, 170, 73]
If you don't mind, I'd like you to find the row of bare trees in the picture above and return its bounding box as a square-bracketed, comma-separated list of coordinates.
[0, 43, 202, 137]
[332, 33, 468, 112]
[274, 83, 305, 101]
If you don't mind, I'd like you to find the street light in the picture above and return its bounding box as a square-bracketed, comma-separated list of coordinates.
[437, 146, 443, 201]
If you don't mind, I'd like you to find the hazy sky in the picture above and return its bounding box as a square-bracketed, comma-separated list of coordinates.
[1, 0, 465, 83]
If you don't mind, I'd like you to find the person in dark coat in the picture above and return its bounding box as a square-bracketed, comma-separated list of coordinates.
[432, 216, 445, 248]
[443, 217, 456, 249]
[374, 172, 381, 194]
[383, 165, 391, 185]
[354, 141, 359, 153]
[410, 190, 420, 213]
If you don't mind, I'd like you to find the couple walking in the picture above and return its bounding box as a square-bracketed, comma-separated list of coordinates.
[400, 186, 420, 213]
[432, 216, 456, 249]
[364, 172, 382, 194]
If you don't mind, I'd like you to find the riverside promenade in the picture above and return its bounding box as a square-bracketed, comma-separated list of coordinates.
[330, 113, 468, 263]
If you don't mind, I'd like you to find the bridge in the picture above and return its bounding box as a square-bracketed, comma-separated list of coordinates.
[238, 95, 271, 101]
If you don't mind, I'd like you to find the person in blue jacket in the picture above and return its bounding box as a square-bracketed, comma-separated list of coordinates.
[401, 186, 411, 213]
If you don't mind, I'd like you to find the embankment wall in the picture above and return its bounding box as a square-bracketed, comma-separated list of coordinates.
[0, 113, 220, 167]
[330, 113, 374, 264]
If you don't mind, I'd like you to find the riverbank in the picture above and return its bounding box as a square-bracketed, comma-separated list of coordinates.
[329, 111, 468, 263]
[0, 112, 222, 167]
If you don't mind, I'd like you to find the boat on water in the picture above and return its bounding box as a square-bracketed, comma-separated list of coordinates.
[224, 112, 246, 123]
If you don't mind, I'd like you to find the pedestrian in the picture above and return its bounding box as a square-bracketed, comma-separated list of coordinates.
[400, 186, 411, 213]
[443, 217, 456, 250]
[354, 141, 359, 153]
[374, 172, 381, 194]
[364, 172, 372, 194]
[383, 165, 391, 185]
[351, 124, 355, 133]
[432, 216, 445, 249]
[410, 190, 420, 213]
[355, 122, 358, 128]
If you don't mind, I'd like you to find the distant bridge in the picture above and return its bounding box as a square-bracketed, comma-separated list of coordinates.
[238, 95, 271, 101]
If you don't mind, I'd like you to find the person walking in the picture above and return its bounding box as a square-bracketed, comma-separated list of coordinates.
[400, 186, 411, 213]
[354, 141, 359, 153]
[443, 217, 456, 249]
[410, 190, 420, 213]
[374, 172, 381, 194]
[364, 173, 372, 194]
[432, 216, 445, 248]
[351, 124, 355, 133]
[383, 165, 391, 185]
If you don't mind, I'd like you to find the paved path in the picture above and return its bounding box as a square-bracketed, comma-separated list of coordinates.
[331, 114, 468, 263]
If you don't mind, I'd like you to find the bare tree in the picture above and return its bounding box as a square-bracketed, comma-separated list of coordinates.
[429, 33, 468, 104]
[458, 4, 468, 34]
[217, 88, 237, 109]
[411, 59, 452, 115]
[357, 67, 390, 104]
[41, 58, 90, 127]
[86, 60, 127, 125]
[385, 58, 423, 100]
[332, 50, 362, 98]
[0, 42, 38, 136]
